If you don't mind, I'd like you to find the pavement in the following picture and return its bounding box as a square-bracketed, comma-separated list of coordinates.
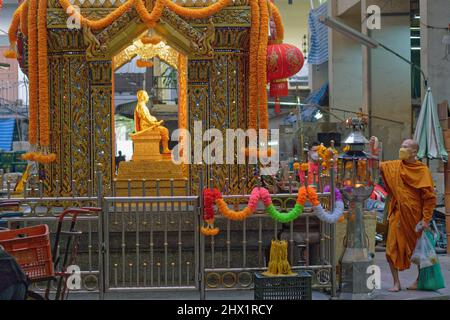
[371, 251, 450, 300]
[67, 251, 450, 300]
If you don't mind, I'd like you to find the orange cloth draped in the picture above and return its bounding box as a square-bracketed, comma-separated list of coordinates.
[381, 160, 436, 271]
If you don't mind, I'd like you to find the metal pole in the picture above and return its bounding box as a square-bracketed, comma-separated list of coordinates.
[330, 160, 338, 299]
[198, 168, 205, 300]
[296, 96, 304, 162]
[96, 164, 105, 299]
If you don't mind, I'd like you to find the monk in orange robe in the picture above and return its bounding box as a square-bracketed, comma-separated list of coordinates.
[380, 139, 436, 292]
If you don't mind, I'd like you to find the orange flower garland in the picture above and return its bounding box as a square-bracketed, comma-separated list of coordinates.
[306, 186, 320, 206]
[163, 0, 232, 19]
[297, 186, 308, 204]
[8, 3, 22, 44]
[257, 0, 269, 130]
[215, 199, 255, 221]
[38, 0, 49, 148]
[27, 0, 38, 147]
[269, 2, 284, 42]
[177, 54, 188, 170]
[141, 35, 163, 45]
[135, 0, 164, 28]
[248, 0, 260, 130]
[317, 144, 338, 171]
[3, 50, 17, 59]
[136, 59, 153, 68]
[58, 0, 135, 31]
[200, 225, 220, 236]
[20, 0, 28, 38]
[4, 1, 24, 59]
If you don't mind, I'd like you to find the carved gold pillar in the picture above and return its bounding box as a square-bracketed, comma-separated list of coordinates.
[188, 27, 255, 195]
[45, 28, 113, 196]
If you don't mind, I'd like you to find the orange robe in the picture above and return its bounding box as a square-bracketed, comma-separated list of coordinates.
[381, 160, 436, 271]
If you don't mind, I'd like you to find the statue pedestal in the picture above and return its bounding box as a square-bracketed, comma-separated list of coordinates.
[116, 159, 186, 196]
[130, 129, 162, 161]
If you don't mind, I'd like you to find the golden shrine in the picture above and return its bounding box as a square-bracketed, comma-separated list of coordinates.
[6, 0, 286, 196]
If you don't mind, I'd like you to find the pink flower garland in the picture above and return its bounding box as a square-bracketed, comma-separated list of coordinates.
[248, 187, 263, 211]
[259, 187, 272, 207]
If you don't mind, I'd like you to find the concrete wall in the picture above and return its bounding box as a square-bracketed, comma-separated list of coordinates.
[366, 0, 412, 160]
[420, 0, 450, 105]
[328, 0, 363, 121]
[274, 0, 311, 49]
[327, 0, 413, 160]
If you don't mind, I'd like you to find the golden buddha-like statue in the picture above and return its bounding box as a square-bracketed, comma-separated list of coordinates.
[134, 89, 170, 154]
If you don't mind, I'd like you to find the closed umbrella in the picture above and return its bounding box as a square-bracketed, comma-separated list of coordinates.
[413, 88, 448, 162]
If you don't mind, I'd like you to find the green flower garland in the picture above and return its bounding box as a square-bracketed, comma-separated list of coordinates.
[266, 203, 304, 223]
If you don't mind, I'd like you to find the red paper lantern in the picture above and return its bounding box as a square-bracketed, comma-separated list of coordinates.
[267, 42, 304, 113]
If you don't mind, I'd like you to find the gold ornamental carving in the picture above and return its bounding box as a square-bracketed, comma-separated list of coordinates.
[113, 39, 180, 70]
[83, 25, 108, 59]
[191, 18, 215, 58]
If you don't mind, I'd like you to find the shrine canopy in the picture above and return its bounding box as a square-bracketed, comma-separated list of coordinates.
[5, 0, 288, 164]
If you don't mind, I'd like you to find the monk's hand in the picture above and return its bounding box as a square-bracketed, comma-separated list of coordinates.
[421, 220, 430, 230]
[416, 220, 430, 232]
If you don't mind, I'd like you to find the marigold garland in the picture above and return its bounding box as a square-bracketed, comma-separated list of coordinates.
[58, 0, 135, 31]
[200, 226, 220, 236]
[3, 50, 17, 59]
[216, 199, 255, 221]
[248, 0, 260, 130]
[8, 2, 22, 44]
[4, 2, 24, 59]
[136, 59, 153, 68]
[38, 0, 49, 148]
[141, 35, 163, 45]
[20, 0, 28, 38]
[297, 186, 308, 204]
[135, 0, 164, 28]
[269, 2, 284, 42]
[257, 0, 269, 130]
[317, 144, 338, 171]
[164, 0, 232, 19]
[27, 0, 38, 147]
[306, 186, 320, 206]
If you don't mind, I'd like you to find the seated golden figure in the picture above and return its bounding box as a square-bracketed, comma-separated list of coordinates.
[134, 90, 170, 154]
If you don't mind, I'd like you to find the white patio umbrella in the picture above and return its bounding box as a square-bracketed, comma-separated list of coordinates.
[413, 88, 448, 162]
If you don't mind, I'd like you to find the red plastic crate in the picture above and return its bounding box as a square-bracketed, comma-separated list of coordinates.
[0, 225, 54, 280]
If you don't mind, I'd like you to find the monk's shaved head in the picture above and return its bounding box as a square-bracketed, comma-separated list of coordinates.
[402, 139, 419, 152]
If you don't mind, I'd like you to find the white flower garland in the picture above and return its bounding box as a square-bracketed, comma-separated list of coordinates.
[312, 200, 345, 224]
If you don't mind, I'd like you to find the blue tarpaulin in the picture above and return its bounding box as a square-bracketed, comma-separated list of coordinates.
[308, 3, 329, 65]
[282, 82, 329, 124]
[0, 118, 15, 151]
